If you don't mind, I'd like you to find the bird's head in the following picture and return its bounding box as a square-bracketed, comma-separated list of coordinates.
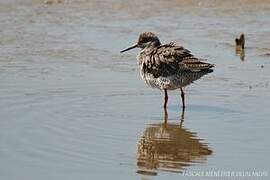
[120, 32, 161, 53]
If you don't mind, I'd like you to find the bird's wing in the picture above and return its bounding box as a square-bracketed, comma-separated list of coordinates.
[142, 43, 214, 77]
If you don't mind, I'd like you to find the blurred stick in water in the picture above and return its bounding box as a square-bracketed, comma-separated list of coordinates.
[235, 33, 245, 61]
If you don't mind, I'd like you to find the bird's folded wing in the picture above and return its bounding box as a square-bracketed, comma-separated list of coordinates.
[142, 43, 214, 77]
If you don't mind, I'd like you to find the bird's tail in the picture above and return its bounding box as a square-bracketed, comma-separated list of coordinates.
[183, 57, 215, 72]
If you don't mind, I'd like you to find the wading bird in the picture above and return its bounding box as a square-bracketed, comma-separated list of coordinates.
[121, 32, 214, 110]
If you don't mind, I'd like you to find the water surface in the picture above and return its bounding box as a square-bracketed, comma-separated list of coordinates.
[0, 0, 269, 179]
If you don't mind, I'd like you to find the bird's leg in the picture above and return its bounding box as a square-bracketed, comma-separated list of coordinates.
[163, 89, 168, 109]
[180, 106, 185, 128]
[163, 107, 168, 128]
[180, 88, 185, 111]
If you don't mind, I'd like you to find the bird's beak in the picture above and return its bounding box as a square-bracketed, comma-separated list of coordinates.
[120, 44, 138, 53]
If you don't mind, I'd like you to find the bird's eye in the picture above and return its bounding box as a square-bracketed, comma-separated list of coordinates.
[140, 38, 152, 44]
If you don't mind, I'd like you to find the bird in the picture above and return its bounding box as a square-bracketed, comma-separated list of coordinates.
[120, 32, 214, 110]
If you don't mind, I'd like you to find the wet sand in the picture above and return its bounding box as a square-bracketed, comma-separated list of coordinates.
[0, 0, 270, 179]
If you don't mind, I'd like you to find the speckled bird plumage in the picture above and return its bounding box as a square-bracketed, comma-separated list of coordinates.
[121, 32, 214, 109]
[136, 32, 214, 90]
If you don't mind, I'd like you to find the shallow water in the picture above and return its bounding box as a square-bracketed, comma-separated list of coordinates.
[0, 0, 270, 179]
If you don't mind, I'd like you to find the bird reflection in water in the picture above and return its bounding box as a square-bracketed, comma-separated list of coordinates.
[137, 109, 212, 176]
